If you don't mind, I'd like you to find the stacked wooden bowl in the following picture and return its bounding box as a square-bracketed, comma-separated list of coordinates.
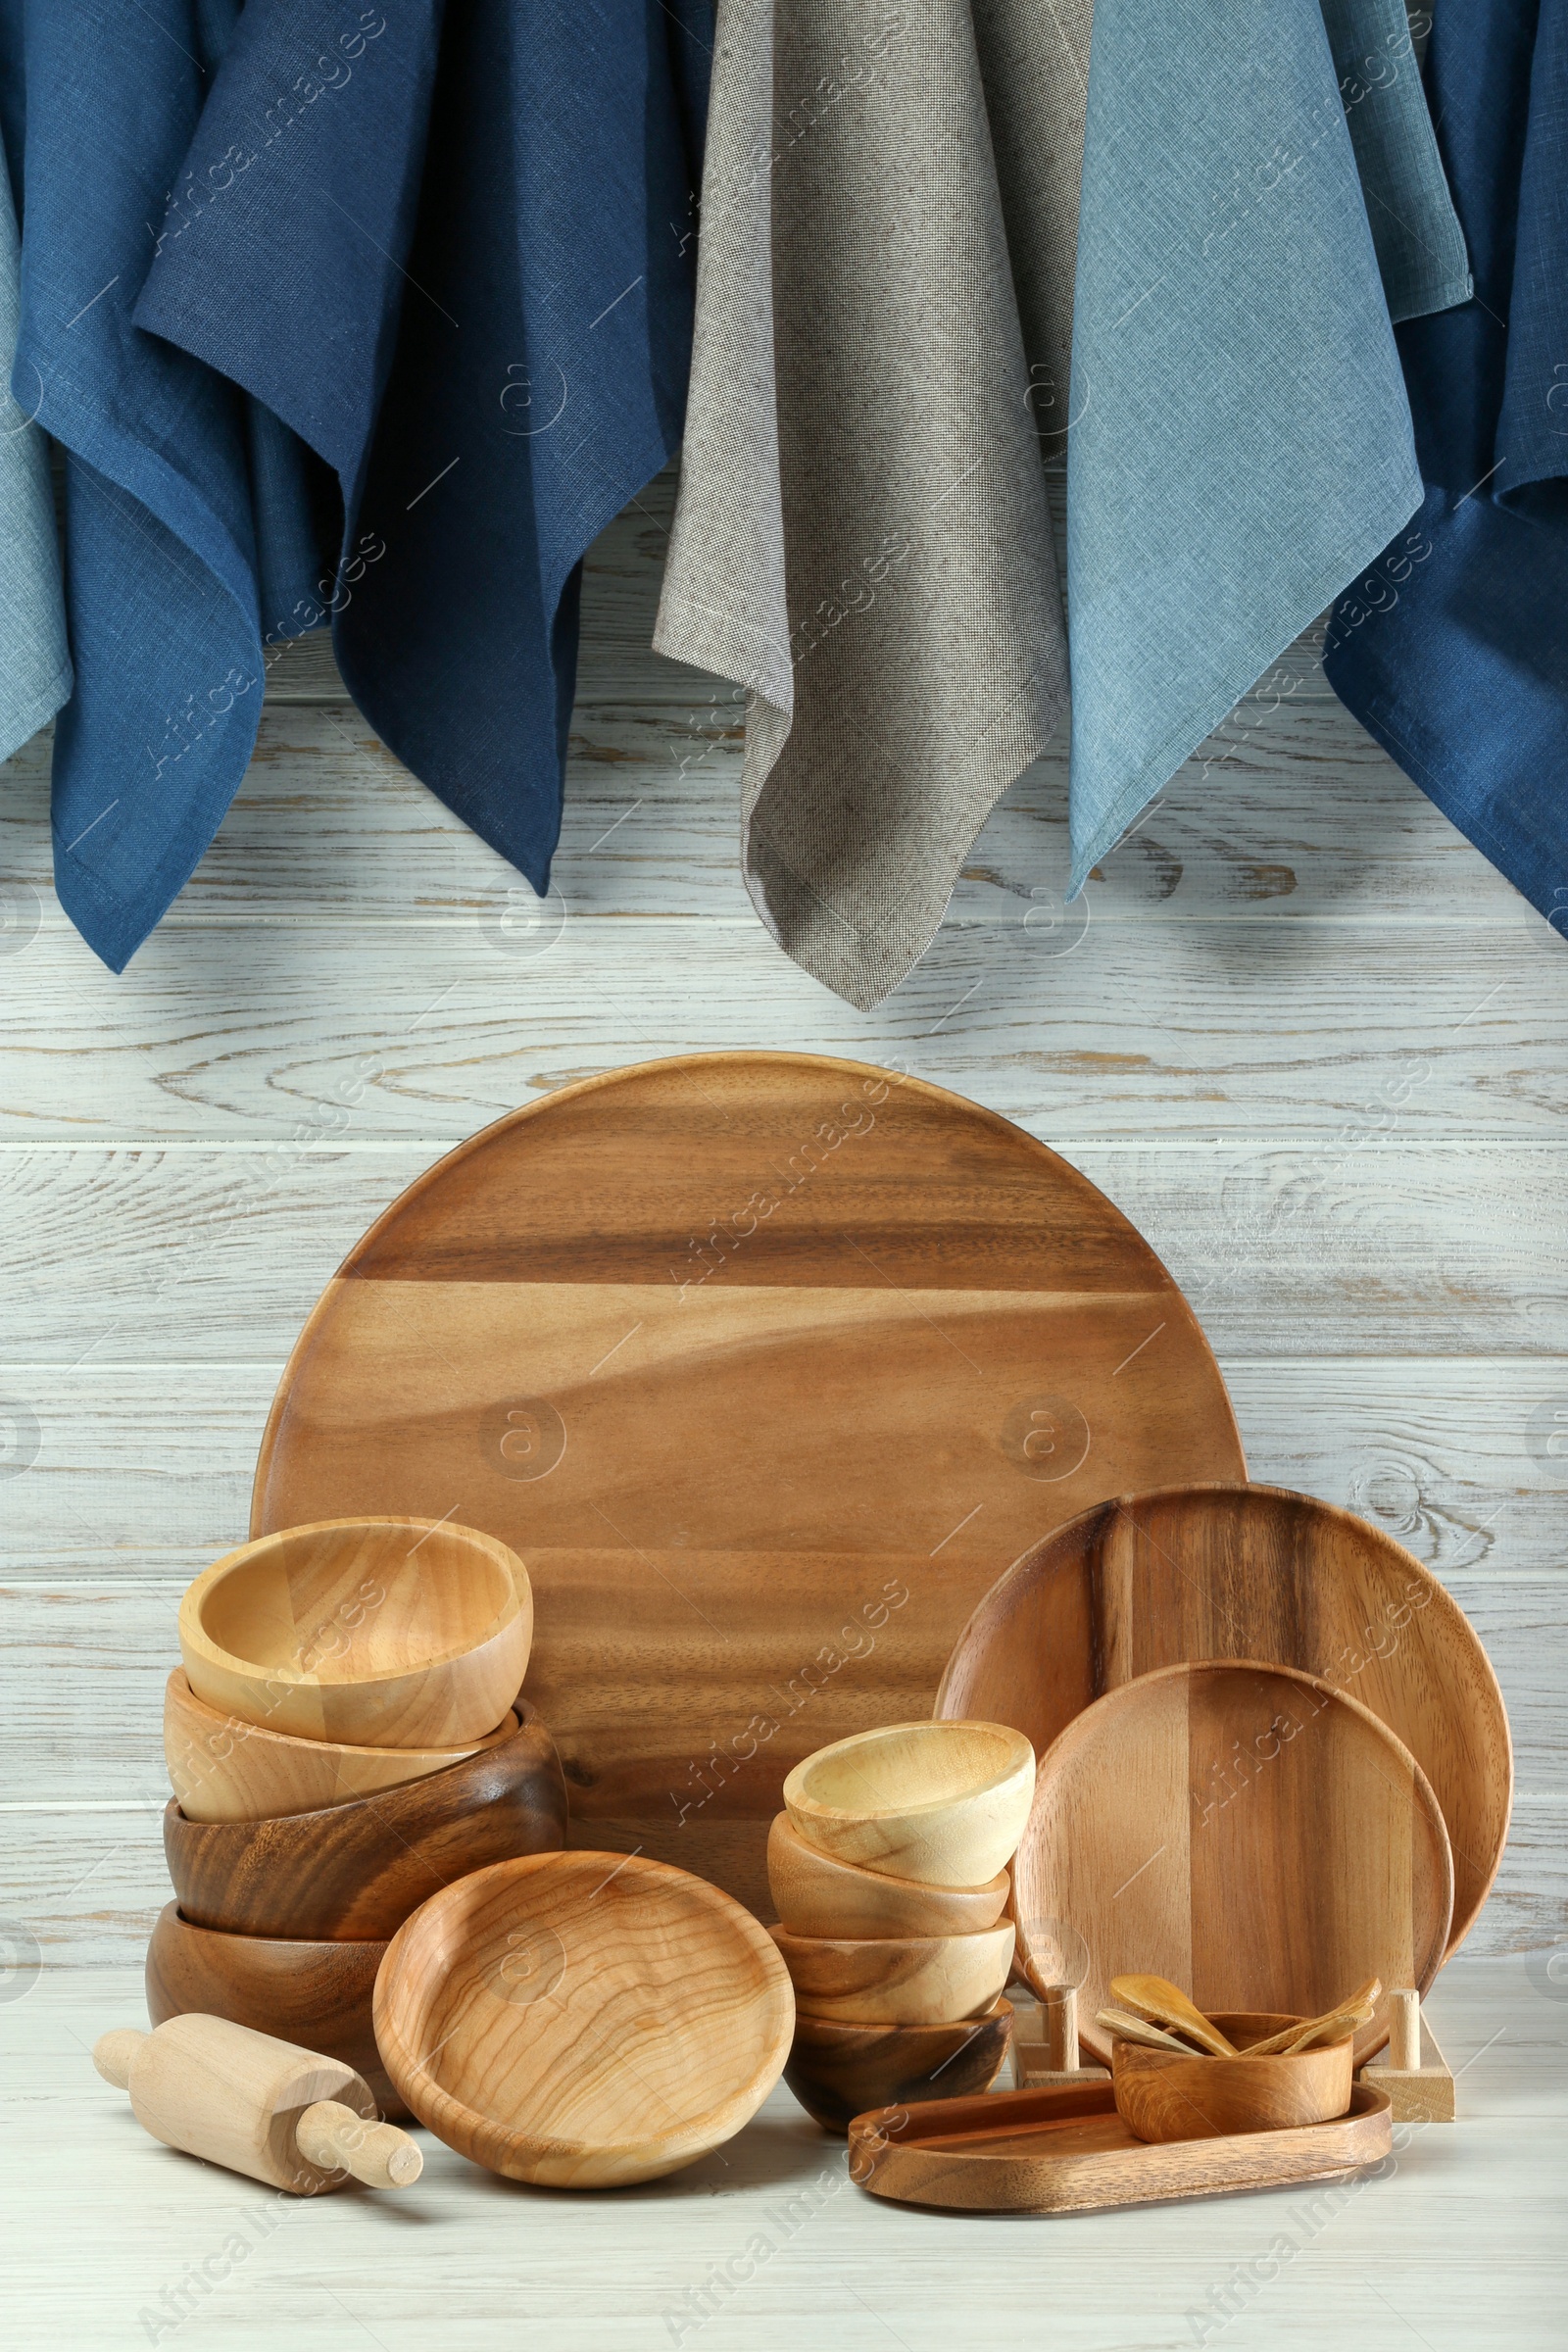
[151, 1517, 567, 2118]
[767, 1721, 1035, 2132]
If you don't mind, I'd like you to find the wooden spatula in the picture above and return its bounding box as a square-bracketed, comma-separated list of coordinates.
[1094, 2006, 1203, 2054]
[1243, 1980, 1382, 2056]
[1108, 1974, 1238, 2057]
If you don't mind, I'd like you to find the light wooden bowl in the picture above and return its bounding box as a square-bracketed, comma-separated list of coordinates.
[784, 1999, 1012, 2133]
[1111, 2011, 1355, 2144]
[373, 1851, 796, 2187]
[165, 1702, 567, 1940]
[768, 1922, 1015, 2025]
[144, 1900, 406, 2121]
[178, 1516, 532, 1746]
[783, 1720, 1036, 1886]
[766, 1813, 1009, 1939]
[165, 1669, 519, 1823]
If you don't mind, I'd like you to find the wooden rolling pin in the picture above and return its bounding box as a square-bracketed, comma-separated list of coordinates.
[93, 2014, 421, 2195]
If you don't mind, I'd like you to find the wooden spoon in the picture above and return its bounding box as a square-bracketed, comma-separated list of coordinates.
[1094, 2007, 1203, 2055]
[1108, 1974, 1238, 2057]
[1244, 1979, 1382, 2057]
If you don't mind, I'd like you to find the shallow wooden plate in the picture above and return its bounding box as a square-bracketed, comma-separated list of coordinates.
[848, 2077, 1393, 2214]
[252, 1052, 1243, 1916]
[938, 1483, 1510, 1955]
[1013, 1660, 1453, 2068]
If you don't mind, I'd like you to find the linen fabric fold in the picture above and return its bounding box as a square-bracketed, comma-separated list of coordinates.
[0, 0, 333, 971]
[1318, 0, 1472, 322]
[655, 0, 1088, 1011]
[0, 115, 70, 767]
[1324, 0, 1568, 931]
[1064, 0, 1466, 898]
[138, 0, 712, 904]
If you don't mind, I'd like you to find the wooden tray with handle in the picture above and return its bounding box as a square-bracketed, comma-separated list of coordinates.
[251, 1053, 1244, 1919]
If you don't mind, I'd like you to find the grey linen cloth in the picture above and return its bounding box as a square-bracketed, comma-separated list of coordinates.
[655, 1, 1093, 1009]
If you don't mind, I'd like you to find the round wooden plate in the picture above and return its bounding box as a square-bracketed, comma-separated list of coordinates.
[937, 1483, 1511, 1955]
[252, 1052, 1244, 1918]
[1013, 1659, 1454, 2068]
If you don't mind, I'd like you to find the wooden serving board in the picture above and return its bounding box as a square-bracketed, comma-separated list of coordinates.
[937, 1484, 1511, 1955]
[252, 1053, 1244, 1917]
[1013, 1661, 1453, 2068]
[848, 2078, 1393, 2214]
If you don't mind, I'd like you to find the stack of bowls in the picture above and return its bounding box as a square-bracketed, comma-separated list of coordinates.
[767, 1720, 1035, 2132]
[152, 1516, 567, 2117]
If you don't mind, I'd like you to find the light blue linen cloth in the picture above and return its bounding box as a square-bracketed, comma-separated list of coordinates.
[1065, 0, 1470, 896]
[0, 116, 69, 766]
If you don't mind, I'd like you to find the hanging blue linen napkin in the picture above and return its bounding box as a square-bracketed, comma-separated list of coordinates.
[0, 115, 70, 767]
[1065, 0, 1471, 898]
[137, 0, 711, 903]
[1325, 0, 1568, 930]
[0, 0, 332, 970]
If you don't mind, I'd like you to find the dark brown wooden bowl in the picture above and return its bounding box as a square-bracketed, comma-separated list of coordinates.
[164, 1701, 567, 1940]
[784, 1997, 1012, 2133]
[145, 1900, 407, 2121]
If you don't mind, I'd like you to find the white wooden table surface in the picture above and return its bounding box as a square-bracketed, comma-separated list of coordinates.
[2, 464, 1565, 2342]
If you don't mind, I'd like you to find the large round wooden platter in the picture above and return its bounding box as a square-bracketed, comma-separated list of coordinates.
[1013, 1660, 1453, 2068]
[937, 1483, 1511, 1955]
[253, 1053, 1244, 1918]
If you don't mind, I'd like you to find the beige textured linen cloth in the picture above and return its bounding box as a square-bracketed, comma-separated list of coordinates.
[654, 1, 1094, 1008]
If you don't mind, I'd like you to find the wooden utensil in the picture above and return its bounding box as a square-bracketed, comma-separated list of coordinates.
[783, 1721, 1035, 1887]
[1110, 2010, 1354, 2144]
[1244, 1978, 1380, 2056]
[937, 1482, 1509, 1957]
[165, 1702, 567, 1940]
[766, 1814, 1009, 1939]
[847, 2078, 1393, 2215]
[165, 1669, 518, 1824]
[1094, 2008, 1199, 2055]
[179, 1516, 531, 1747]
[1013, 1660, 1452, 2069]
[373, 1850, 796, 2187]
[93, 2015, 421, 2194]
[1108, 1974, 1238, 2057]
[767, 1923, 1015, 2026]
[144, 1902, 405, 2121]
[784, 2000, 1013, 2134]
[251, 1052, 1245, 1918]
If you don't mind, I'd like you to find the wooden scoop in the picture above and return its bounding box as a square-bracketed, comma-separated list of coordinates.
[1244, 1980, 1382, 2056]
[1094, 2007, 1202, 2055]
[1108, 1974, 1238, 2057]
[94, 2015, 421, 2194]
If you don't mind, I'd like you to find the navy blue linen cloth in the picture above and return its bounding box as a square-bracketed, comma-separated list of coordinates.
[0, 0, 331, 969]
[1325, 0, 1568, 930]
[138, 0, 711, 917]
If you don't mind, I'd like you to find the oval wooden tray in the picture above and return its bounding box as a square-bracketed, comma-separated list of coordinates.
[373, 1851, 796, 2187]
[848, 2077, 1393, 2215]
[164, 1702, 567, 1940]
[938, 1483, 1510, 1955]
[251, 1052, 1243, 1917]
[1013, 1660, 1453, 2068]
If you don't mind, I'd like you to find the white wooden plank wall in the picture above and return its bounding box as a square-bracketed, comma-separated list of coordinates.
[2, 463, 1565, 1967]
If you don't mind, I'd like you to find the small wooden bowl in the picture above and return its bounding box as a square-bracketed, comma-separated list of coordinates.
[767, 1813, 1009, 1939]
[144, 1900, 407, 2120]
[165, 1702, 567, 1940]
[373, 1851, 796, 2187]
[178, 1516, 532, 1746]
[783, 1720, 1035, 1887]
[165, 1669, 519, 1823]
[784, 1998, 1012, 2133]
[1111, 2011, 1355, 2144]
[768, 1922, 1014, 2025]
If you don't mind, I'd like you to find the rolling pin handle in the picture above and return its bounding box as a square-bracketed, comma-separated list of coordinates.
[92, 2028, 148, 2089]
[294, 2099, 423, 2189]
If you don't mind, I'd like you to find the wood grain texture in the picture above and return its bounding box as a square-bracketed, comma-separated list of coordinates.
[1014, 1661, 1453, 2068]
[939, 1483, 1512, 1952]
[782, 1721, 1035, 1888]
[782, 1998, 1012, 2132]
[373, 1850, 796, 2187]
[848, 2077, 1393, 2215]
[144, 1900, 404, 2120]
[766, 1813, 1009, 1937]
[164, 1703, 567, 1940]
[767, 1924, 1015, 2026]
[250, 1052, 1243, 1918]
[1110, 2010, 1354, 2143]
[178, 1517, 531, 1747]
